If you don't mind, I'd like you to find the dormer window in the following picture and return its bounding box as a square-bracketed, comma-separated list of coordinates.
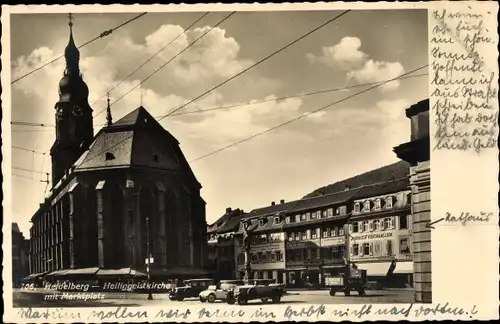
[386, 197, 393, 209]
[285, 217, 290, 224]
[375, 199, 381, 210]
[354, 203, 361, 213]
[273, 217, 281, 225]
[338, 206, 347, 215]
[105, 152, 115, 160]
[259, 219, 265, 226]
[362, 201, 371, 212]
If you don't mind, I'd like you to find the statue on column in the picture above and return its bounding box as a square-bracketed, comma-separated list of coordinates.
[242, 222, 253, 284]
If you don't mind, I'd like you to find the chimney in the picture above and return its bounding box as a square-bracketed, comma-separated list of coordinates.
[345, 185, 351, 191]
[226, 207, 232, 213]
[271, 201, 276, 206]
[280, 199, 285, 204]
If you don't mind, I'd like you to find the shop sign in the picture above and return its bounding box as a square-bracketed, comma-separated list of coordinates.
[249, 243, 282, 253]
[351, 231, 393, 241]
[286, 239, 320, 249]
[321, 237, 345, 246]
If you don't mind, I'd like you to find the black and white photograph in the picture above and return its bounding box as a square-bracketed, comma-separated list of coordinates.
[7, 5, 434, 311]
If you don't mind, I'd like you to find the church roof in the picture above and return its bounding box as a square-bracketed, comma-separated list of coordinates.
[73, 106, 200, 187]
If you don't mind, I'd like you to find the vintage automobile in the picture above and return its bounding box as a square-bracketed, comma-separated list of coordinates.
[199, 280, 244, 303]
[325, 267, 367, 296]
[169, 278, 214, 301]
[225, 279, 285, 305]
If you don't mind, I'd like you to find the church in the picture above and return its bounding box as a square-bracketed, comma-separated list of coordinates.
[27, 16, 209, 284]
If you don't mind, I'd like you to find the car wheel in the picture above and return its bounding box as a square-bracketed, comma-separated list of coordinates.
[261, 298, 269, 303]
[329, 289, 336, 296]
[199, 297, 207, 303]
[345, 290, 350, 296]
[226, 297, 236, 305]
[208, 294, 216, 303]
[271, 296, 281, 304]
[178, 296, 184, 301]
[169, 296, 177, 301]
[237, 297, 248, 305]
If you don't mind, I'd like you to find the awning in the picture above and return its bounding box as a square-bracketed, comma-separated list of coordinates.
[357, 262, 392, 276]
[393, 261, 414, 274]
[64, 267, 99, 275]
[96, 268, 147, 277]
[46, 269, 70, 277]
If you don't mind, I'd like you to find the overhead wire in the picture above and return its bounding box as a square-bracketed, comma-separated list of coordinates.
[188, 64, 429, 163]
[11, 12, 148, 85]
[92, 11, 210, 117]
[110, 11, 237, 107]
[157, 9, 352, 121]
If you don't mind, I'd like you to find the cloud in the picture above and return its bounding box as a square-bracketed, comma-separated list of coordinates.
[376, 99, 410, 120]
[347, 60, 405, 92]
[307, 36, 405, 92]
[307, 36, 367, 69]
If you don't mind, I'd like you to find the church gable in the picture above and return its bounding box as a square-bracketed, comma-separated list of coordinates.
[129, 129, 182, 171]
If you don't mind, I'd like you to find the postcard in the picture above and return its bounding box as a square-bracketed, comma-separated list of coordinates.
[2, 1, 498, 322]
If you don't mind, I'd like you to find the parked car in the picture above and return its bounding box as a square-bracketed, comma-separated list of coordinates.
[199, 280, 244, 303]
[169, 278, 213, 301]
[226, 279, 285, 305]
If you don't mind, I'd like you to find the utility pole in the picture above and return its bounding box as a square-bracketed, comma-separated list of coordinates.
[146, 216, 153, 300]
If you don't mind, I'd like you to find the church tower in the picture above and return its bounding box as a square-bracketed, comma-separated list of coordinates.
[50, 14, 94, 186]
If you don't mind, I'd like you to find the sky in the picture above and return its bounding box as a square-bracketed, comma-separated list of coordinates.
[8, 9, 428, 237]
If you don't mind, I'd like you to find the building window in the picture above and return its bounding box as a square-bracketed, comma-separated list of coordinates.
[384, 217, 393, 230]
[259, 219, 265, 226]
[311, 211, 317, 219]
[295, 215, 300, 223]
[399, 215, 409, 229]
[338, 226, 344, 236]
[311, 248, 318, 260]
[362, 221, 369, 232]
[285, 217, 290, 224]
[322, 210, 327, 218]
[301, 214, 306, 221]
[276, 251, 283, 262]
[400, 238, 411, 254]
[375, 199, 381, 210]
[306, 212, 311, 220]
[362, 243, 370, 256]
[301, 232, 307, 240]
[327, 208, 334, 217]
[352, 222, 359, 233]
[354, 203, 360, 213]
[330, 227, 336, 237]
[386, 197, 393, 209]
[322, 228, 329, 238]
[311, 229, 318, 239]
[295, 233, 300, 241]
[362, 201, 371, 212]
[373, 219, 380, 231]
[352, 244, 359, 256]
[338, 206, 347, 215]
[273, 217, 280, 225]
[288, 233, 294, 241]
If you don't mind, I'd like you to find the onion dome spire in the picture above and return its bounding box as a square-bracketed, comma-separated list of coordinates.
[106, 93, 113, 126]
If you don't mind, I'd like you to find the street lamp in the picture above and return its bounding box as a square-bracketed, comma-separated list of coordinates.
[146, 215, 153, 300]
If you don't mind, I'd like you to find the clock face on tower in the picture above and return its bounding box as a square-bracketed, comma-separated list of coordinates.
[73, 104, 83, 117]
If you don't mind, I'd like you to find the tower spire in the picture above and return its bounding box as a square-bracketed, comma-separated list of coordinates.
[106, 93, 113, 127]
[64, 12, 80, 76]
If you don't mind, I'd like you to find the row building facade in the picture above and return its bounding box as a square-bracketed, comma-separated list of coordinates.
[207, 161, 414, 288]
